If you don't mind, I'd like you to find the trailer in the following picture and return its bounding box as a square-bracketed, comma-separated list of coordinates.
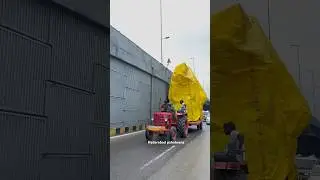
[145, 63, 206, 142]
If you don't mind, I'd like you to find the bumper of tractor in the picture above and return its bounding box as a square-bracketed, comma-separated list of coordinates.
[146, 125, 168, 133]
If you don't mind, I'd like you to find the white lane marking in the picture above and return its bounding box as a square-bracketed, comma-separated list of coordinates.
[110, 130, 145, 140]
[140, 145, 176, 170]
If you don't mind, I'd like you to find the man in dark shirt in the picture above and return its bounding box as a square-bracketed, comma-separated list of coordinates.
[213, 121, 244, 162]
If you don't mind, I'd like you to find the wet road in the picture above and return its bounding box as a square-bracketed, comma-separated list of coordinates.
[110, 122, 210, 180]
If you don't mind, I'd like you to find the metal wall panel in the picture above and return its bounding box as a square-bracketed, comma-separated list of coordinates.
[0, 0, 109, 179]
[52, 0, 109, 28]
[93, 63, 109, 124]
[49, 6, 108, 91]
[0, 26, 50, 115]
[44, 82, 93, 153]
[2, 0, 51, 42]
[40, 158, 90, 180]
[0, 112, 45, 180]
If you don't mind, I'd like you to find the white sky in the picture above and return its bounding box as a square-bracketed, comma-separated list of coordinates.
[110, 0, 210, 97]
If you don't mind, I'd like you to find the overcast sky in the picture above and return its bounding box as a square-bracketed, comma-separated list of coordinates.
[110, 0, 210, 97]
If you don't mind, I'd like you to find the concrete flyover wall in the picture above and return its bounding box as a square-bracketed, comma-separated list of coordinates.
[110, 26, 172, 136]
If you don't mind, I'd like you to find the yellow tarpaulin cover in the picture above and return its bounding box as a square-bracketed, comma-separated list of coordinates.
[168, 63, 207, 122]
[211, 4, 311, 180]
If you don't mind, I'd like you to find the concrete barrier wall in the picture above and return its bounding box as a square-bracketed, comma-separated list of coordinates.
[110, 26, 172, 135]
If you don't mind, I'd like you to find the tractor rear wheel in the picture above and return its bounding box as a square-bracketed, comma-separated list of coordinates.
[177, 116, 188, 138]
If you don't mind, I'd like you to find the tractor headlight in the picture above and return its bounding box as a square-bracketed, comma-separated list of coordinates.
[164, 118, 168, 122]
[151, 118, 154, 121]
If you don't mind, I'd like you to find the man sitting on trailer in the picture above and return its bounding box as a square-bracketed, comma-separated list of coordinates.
[178, 100, 187, 114]
[214, 121, 245, 163]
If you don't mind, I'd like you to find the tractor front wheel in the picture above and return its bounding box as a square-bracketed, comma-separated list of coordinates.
[145, 130, 154, 141]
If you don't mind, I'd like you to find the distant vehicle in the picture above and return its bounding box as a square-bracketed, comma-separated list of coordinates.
[203, 110, 209, 122]
[206, 116, 210, 125]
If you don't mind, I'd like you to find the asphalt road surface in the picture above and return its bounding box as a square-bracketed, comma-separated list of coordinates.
[110, 122, 210, 180]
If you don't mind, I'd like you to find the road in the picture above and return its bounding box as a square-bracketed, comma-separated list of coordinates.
[110, 122, 210, 180]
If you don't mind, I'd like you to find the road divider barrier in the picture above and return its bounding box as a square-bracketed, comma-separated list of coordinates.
[110, 124, 146, 137]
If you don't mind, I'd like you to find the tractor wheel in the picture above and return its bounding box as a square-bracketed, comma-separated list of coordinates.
[145, 130, 154, 141]
[177, 116, 188, 138]
[170, 126, 177, 141]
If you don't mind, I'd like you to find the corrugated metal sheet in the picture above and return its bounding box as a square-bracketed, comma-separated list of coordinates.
[0, 0, 109, 179]
[0, 112, 45, 180]
[1, 0, 51, 42]
[49, 6, 105, 91]
[0, 26, 50, 115]
[44, 82, 93, 153]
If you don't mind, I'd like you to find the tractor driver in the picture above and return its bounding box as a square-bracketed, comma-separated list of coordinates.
[160, 99, 177, 120]
[161, 99, 171, 112]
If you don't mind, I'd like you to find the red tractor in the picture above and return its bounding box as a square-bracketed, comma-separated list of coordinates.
[145, 110, 195, 141]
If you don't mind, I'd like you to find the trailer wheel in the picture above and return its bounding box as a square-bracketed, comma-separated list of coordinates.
[177, 116, 188, 138]
[145, 130, 154, 141]
[199, 121, 203, 130]
[170, 126, 177, 141]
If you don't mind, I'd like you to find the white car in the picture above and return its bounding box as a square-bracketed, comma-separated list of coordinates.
[206, 116, 210, 125]
[203, 110, 209, 121]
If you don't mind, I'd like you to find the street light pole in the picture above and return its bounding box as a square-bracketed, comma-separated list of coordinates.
[160, 0, 163, 64]
[306, 70, 315, 113]
[290, 44, 301, 89]
[267, 0, 271, 40]
[189, 57, 196, 74]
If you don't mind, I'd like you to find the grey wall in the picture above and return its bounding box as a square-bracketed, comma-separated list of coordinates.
[0, 0, 109, 179]
[211, 0, 320, 119]
[110, 26, 171, 128]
